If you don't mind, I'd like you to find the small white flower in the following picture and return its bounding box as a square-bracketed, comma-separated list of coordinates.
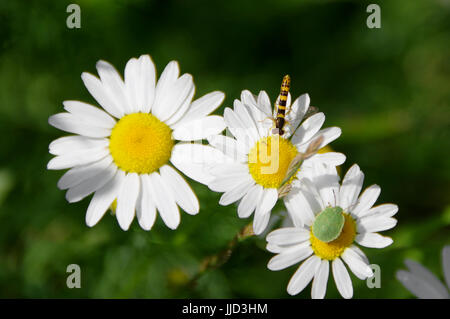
[206, 90, 345, 235]
[48, 55, 226, 231]
[396, 245, 450, 299]
[266, 163, 398, 298]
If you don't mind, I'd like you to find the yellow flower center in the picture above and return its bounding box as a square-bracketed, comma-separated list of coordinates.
[310, 213, 356, 260]
[248, 135, 299, 189]
[109, 113, 174, 174]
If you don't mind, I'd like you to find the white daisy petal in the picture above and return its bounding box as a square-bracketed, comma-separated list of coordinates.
[266, 243, 283, 254]
[255, 188, 278, 218]
[286, 94, 310, 135]
[116, 172, 140, 231]
[136, 174, 157, 231]
[147, 172, 180, 230]
[57, 155, 113, 190]
[268, 243, 313, 271]
[152, 61, 180, 118]
[165, 80, 196, 126]
[96, 60, 131, 114]
[172, 116, 225, 141]
[63, 101, 116, 129]
[357, 216, 397, 233]
[171, 143, 230, 184]
[315, 127, 342, 149]
[311, 259, 330, 299]
[85, 170, 125, 227]
[332, 258, 353, 299]
[160, 165, 199, 215]
[234, 99, 259, 143]
[351, 184, 381, 216]
[404, 259, 449, 298]
[396, 270, 449, 299]
[287, 255, 321, 296]
[339, 164, 364, 211]
[341, 247, 374, 280]
[224, 107, 253, 149]
[237, 184, 263, 218]
[219, 179, 254, 206]
[443, 246, 450, 289]
[310, 163, 340, 207]
[308, 152, 346, 167]
[48, 113, 111, 138]
[355, 232, 393, 248]
[47, 147, 109, 170]
[349, 245, 370, 264]
[49, 136, 109, 156]
[207, 135, 248, 162]
[207, 162, 248, 177]
[253, 207, 271, 236]
[209, 173, 252, 193]
[284, 183, 320, 227]
[291, 112, 325, 146]
[81, 72, 124, 118]
[65, 162, 117, 203]
[266, 227, 310, 246]
[174, 91, 225, 127]
[358, 203, 398, 219]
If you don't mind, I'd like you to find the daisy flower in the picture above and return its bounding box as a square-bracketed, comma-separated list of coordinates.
[206, 89, 345, 234]
[266, 163, 398, 298]
[48, 55, 226, 231]
[396, 245, 450, 299]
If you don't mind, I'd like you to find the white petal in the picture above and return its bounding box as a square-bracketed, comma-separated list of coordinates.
[266, 227, 310, 246]
[136, 174, 157, 231]
[286, 94, 310, 135]
[255, 188, 278, 217]
[310, 163, 340, 207]
[253, 207, 271, 236]
[170, 143, 231, 185]
[49, 136, 109, 156]
[443, 246, 450, 289]
[48, 113, 111, 138]
[219, 179, 254, 206]
[355, 232, 393, 248]
[174, 91, 225, 127]
[223, 107, 253, 149]
[147, 172, 180, 229]
[405, 259, 449, 298]
[266, 243, 283, 254]
[268, 244, 313, 271]
[152, 61, 179, 116]
[341, 247, 374, 280]
[339, 164, 364, 211]
[332, 258, 353, 299]
[85, 170, 125, 227]
[207, 135, 248, 162]
[57, 155, 113, 190]
[284, 184, 319, 227]
[291, 112, 325, 145]
[357, 216, 397, 233]
[124, 55, 156, 114]
[287, 255, 321, 295]
[116, 172, 140, 230]
[63, 101, 116, 129]
[165, 80, 195, 126]
[160, 165, 199, 215]
[352, 185, 381, 216]
[172, 116, 225, 141]
[208, 173, 251, 193]
[311, 260, 330, 299]
[237, 184, 263, 218]
[96, 60, 131, 114]
[308, 152, 346, 167]
[396, 270, 449, 299]
[47, 148, 109, 170]
[81, 72, 123, 118]
[358, 203, 398, 219]
[314, 127, 342, 149]
[234, 99, 259, 143]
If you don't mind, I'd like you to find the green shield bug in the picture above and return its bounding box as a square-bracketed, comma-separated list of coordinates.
[312, 206, 345, 243]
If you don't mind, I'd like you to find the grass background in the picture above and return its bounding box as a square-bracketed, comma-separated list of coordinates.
[0, 0, 449, 298]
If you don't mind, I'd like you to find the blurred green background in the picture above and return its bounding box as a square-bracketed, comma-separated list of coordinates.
[0, 0, 449, 298]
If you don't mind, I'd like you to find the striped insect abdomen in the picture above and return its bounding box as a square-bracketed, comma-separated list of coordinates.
[274, 75, 291, 135]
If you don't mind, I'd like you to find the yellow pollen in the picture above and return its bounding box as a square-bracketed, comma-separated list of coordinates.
[109, 113, 174, 174]
[310, 213, 356, 260]
[248, 136, 299, 189]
